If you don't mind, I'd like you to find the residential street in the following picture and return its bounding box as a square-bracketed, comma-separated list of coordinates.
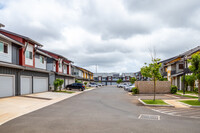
[0, 86, 200, 133]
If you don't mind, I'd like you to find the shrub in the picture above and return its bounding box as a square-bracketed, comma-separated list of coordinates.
[170, 85, 178, 94]
[54, 79, 64, 91]
[194, 87, 198, 93]
[84, 82, 87, 86]
[53, 80, 59, 91]
[132, 87, 139, 94]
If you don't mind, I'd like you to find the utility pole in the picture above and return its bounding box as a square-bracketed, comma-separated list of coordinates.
[183, 57, 185, 95]
[96, 64, 98, 73]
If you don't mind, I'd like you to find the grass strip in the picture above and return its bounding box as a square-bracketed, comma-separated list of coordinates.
[54, 90, 75, 94]
[175, 94, 198, 98]
[142, 99, 168, 105]
[180, 100, 200, 106]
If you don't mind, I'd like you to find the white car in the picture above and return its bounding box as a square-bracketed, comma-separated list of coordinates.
[97, 83, 103, 87]
[89, 83, 98, 87]
[124, 84, 135, 92]
[117, 83, 128, 88]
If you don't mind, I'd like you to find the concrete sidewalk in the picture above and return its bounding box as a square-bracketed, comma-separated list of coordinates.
[0, 88, 95, 125]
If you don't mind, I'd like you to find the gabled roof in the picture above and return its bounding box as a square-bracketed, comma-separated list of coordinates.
[73, 65, 93, 74]
[179, 46, 200, 57]
[35, 48, 53, 58]
[0, 33, 24, 47]
[39, 48, 73, 63]
[159, 46, 200, 65]
[0, 29, 43, 46]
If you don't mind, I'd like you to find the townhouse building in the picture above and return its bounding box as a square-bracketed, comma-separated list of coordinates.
[0, 28, 76, 98]
[94, 72, 147, 85]
[94, 73, 120, 85]
[39, 49, 75, 90]
[0, 29, 50, 98]
[160, 46, 200, 90]
[71, 65, 94, 84]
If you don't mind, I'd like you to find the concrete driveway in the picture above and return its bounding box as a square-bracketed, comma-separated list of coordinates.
[0, 86, 200, 133]
[0, 90, 86, 125]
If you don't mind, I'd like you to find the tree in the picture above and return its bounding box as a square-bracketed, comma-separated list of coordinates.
[188, 53, 200, 101]
[53, 79, 64, 91]
[84, 82, 87, 87]
[181, 75, 189, 91]
[141, 58, 162, 101]
[130, 77, 136, 84]
[59, 79, 64, 91]
[116, 79, 122, 84]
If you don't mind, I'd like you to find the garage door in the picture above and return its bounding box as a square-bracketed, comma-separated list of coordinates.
[65, 78, 69, 86]
[21, 76, 32, 95]
[33, 77, 48, 93]
[0, 74, 15, 98]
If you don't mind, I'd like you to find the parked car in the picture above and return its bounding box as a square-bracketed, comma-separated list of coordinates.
[117, 83, 128, 88]
[89, 83, 98, 87]
[66, 83, 85, 91]
[124, 84, 135, 92]
[97, 83, 103, 87]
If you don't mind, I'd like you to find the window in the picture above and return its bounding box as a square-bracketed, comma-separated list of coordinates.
[29, 51, 32, 59]
[4, 44, 8, 53]
[0, 42, 3, 52]
[40, 56, 44, 64]
[179, 64, 183, 69]
[25, 51, 33, 59]
[0, 42, 8, 53]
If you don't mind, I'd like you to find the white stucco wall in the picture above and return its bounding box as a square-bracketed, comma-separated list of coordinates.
[35, 55, 46, 69]
[0, 40, 12, 63]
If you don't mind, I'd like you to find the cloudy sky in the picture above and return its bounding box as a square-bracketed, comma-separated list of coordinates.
[0, 0, 200, 73]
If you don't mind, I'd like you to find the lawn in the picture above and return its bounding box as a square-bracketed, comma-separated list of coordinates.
[54, 90, 75, 94]
[180, 100, 200, 106]
[142, 99, 168, 105]
[175, 94, 198, 99]
[177, 90, 198, 94]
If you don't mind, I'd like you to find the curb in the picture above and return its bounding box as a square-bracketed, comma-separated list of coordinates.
[178, 101, 200, 108]
[138, 98, 174, 107]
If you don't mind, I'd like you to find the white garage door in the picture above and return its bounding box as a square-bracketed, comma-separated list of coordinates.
[21, 76, 32, 95]
[65, 78, 69, 86]
[0, 74, 15, 98]
[33, 77, 48, 93]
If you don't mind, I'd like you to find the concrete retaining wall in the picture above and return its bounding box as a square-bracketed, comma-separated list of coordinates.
[135, 81, 171, 94]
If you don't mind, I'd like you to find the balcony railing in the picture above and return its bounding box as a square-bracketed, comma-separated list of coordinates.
[171, 70, 176, 75]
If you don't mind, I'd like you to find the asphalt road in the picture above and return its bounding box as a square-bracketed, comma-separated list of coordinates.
[0, 86, 200, 133]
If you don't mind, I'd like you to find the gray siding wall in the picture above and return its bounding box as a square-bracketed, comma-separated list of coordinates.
[49, 73, 55, 87]
[0, 66, 49, 96]
[47, 57, 54, 71]
[12, 43, 20, 65]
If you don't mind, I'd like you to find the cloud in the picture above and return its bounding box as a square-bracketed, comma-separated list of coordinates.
[0, 0, 200, 73]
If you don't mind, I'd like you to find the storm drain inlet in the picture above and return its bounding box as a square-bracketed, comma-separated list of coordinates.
[138, 114, 160, 120]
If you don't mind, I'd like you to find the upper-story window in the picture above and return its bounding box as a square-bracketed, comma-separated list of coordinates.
[0, 42, 8, 54]
[40, 56, 44, 64]
[25, 51, 33, 59]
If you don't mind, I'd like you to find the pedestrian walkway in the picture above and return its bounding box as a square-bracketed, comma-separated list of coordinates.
[164, 100, 189, 108]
